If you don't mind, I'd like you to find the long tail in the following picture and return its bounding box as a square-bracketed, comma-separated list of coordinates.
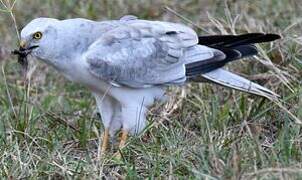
[185, 33, 281, 100]
[202, 69, 280, 100]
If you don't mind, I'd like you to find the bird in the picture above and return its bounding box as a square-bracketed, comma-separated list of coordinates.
[15, 15, 280, 155]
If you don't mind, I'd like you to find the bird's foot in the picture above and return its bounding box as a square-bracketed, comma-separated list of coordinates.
[98, 128, 109, 159]
[113, 130, 128, 159]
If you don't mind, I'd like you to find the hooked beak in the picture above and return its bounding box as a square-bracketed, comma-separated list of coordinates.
[11, 40, 39, 70]
[16, 40, 39, 53]
[19, 40, 27, 49]
[13, 40, 39, 55]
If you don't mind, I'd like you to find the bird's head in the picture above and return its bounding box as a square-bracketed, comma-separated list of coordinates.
[17, 18, 60, 65]
[14, 17, 104, 72]
[15, 17, 99, 71]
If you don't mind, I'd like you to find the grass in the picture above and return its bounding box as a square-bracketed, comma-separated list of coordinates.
[0, 0, 302, 179]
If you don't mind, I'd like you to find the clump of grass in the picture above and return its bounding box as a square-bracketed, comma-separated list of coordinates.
[0, 0, 302, 179]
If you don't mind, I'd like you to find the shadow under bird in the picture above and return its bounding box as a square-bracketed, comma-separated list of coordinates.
[12, 15, 281, 156]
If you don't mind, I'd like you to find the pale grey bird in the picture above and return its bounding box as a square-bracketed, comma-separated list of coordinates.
[15, 15, 280, 154]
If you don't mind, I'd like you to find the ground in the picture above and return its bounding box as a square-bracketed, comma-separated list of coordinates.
[0, 0, 302, 179]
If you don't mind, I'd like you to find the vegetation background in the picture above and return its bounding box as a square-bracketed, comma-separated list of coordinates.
[0, 0, 301, 179]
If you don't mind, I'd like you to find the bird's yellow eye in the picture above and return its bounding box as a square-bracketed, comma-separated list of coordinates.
[33, 32, 42, 40]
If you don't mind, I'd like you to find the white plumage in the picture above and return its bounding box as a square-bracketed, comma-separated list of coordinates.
[17, 15, 280, 152]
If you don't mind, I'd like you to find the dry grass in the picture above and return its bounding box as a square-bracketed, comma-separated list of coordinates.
[0, 0, 302, 179]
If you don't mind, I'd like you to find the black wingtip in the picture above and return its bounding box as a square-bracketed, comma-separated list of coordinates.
[198, 33, 281, 47]
[186, 33, 282, 77]
[225, 33, 281, 47]
[262, 34, 282, 42]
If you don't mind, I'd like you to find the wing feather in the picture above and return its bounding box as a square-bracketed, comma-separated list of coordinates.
[84, 19, 199, 88]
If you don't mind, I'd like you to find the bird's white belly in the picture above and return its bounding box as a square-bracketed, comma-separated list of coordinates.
[62, 60, 166, 107]
[59, 59, 166, 135]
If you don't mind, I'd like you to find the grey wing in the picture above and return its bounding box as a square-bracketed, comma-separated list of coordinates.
[84, 19, 210, 88]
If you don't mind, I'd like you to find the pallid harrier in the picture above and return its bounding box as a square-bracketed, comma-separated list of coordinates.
[13, 15, 280, 155]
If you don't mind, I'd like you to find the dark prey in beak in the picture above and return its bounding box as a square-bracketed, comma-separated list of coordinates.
[11, 46, 38, 71]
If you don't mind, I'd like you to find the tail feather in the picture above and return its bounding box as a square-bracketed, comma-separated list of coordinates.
[201, 69, 279, 100]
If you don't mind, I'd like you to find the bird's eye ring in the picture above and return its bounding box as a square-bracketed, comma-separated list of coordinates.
[33, 32, 43, 40]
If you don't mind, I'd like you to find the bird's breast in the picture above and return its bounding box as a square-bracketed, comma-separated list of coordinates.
[61, 59, 112, 93]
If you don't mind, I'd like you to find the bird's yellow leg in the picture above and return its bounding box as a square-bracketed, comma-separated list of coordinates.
[119, 130, 128, 149]
[100, 128, 109, 155]
[114, 130, 128, 159]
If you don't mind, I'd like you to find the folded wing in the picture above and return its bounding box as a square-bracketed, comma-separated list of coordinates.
[84, 19, 205, 88]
